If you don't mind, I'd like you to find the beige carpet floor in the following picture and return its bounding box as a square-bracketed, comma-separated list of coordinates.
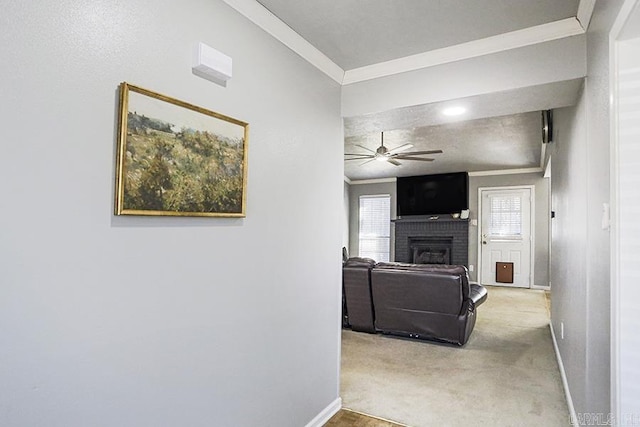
[340, 286, 569, 427]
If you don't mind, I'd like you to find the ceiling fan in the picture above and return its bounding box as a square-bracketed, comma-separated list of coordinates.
[345, 132, 443, 166]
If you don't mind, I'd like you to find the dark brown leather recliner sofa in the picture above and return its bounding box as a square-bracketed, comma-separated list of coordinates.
[342, 257, 377, 333]
[342, 258, 488, 346]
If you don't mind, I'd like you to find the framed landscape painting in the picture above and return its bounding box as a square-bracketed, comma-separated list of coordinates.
[114, 82, 248, 217]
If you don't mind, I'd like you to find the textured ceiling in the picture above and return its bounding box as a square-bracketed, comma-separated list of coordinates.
[252, 0, 584, 180]
[256, 0, 579, 69]
[345, 112, 544, 181]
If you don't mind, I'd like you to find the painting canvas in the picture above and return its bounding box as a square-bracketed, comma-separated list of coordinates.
[115, 83, 248, 217]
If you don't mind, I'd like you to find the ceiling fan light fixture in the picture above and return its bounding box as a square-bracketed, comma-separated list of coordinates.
[442, 106, 466, 116]
[345, 130, 443, 167]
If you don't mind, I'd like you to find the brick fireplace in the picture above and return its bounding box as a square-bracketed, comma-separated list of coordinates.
[394, 217, 469, 266]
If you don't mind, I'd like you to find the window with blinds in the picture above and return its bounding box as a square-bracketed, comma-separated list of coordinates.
[358, 195, 391, 262]
[489, 194, 522, 238]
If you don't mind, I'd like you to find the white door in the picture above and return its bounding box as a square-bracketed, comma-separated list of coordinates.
[480, 188, 532, 288]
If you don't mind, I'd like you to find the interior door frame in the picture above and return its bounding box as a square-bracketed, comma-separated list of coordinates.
[477, 185, 535, 288]
[610, 0, 640, 419]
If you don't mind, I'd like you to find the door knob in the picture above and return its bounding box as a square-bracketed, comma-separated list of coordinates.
[482, 241, 487, 245]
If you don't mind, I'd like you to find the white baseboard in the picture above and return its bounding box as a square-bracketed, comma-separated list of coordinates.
[549, 323, 578, 426]
[531, 285, 551, 291]
[305, 397, 342, 427]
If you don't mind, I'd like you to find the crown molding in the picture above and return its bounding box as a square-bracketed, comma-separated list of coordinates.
[220, 0, 345, 84]
[342, 18, 584, 85]
[468, 167, 544, 177]
[343, 176, 352, 184]
[348, 168, 544, 183]
[348, 177, 397, 185]
[225, 1, 587, 86]
[577, 0, 597, 31]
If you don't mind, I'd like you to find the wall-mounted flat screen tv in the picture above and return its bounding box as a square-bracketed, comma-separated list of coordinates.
[397, 172, 469, 216]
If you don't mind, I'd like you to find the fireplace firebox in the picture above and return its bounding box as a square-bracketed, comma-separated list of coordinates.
[410, 237, 453, 264]
[393, 217, 469, 266]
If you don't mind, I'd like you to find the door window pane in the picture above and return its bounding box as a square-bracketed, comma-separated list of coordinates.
[489, 195, 522, 237]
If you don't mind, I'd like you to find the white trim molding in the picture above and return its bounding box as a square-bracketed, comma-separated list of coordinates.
[342, 18, 584, 85]
[220, 0, 344, 83]
[349, 170, 544, 183]
[221, 1, 587, 86]
[577, 0, 597, 31]
[609, 0, 640, 421]
[550, 323, 578, 426]
[468, 167, 544, 177]
[349, 177, 397, 185]
[531, 284, 551, 291]
[304, 397, 342, 427]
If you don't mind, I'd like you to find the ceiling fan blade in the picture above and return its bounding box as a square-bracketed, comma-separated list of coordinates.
[345, 156, 373, 160]
[360, 158, 377, 166]
[356, 144, 376, 153]
[388, 143, 414, 154]
[388, 159, 402, 166]
[345, 152, 373, 156]
[398, 150, 443, 156]
[394, 156, 435, 161]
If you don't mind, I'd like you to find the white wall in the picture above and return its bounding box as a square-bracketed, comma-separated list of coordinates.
[343, 181, 350, 250]
[550, 98, 590, 413]
[0, 1, 343, 426]
[550, 0, 625, 417]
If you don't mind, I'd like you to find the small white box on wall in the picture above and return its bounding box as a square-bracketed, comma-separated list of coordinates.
[192, 42, 232, 87]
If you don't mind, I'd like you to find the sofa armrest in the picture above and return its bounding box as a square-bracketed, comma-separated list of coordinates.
[469, 283, 488, 307]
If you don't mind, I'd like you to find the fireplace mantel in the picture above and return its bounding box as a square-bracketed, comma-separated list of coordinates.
[393, 216, 469, 223]
[393, 217, 469, 266]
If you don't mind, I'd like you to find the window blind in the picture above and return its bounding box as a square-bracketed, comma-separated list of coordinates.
[489, 195, 522, 237]
[359, 195, 390, 262]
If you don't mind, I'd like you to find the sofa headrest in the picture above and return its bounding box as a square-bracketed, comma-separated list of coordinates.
[344, 257, 376, 268]
[375, 262, 468, 277]
[373, 262, 470, 300]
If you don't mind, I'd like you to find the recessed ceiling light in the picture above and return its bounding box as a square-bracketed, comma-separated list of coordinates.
[442, 106, 466, 116]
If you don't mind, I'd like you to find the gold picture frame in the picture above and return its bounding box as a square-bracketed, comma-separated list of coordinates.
[115, 82, 248, 217]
